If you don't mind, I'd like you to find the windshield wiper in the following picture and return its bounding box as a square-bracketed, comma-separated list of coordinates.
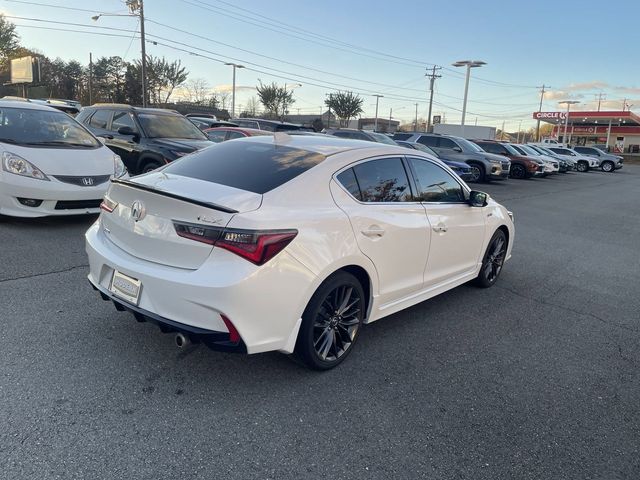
[0, 138, 18, 144]
[23, 141, 95, 147]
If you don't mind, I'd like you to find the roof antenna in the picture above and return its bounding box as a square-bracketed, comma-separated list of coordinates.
[273, 131, 292, 145]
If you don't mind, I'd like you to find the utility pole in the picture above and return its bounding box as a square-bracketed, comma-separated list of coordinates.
[389, 108, 392, 131]
[622, 98, 627, 111]
[325, 93, 333, 128]
[414, 103, 418, 131]
[595, 92, 606, 112]
[135, 0, 148, 107]
[501, 120, 505, 141]
[425, 65, 441, 132]
[373, 94, 383, 131]
[535, 84, 547, 141]
[88, 52, 93, 105]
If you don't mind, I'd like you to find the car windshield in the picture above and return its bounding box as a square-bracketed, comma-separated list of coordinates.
[369, 132, 397, 145]
[519, 145, 540, 156]
[510, 144, 526, 155]
[503, 143, 520, 155]
[0, 106, 100, 148]
[457, 137, 484, 152]
[551, 148, 575, 155]
[138, 113, 207, 139]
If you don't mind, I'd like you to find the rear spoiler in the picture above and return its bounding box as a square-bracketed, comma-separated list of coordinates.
[111, 178, 239, 214]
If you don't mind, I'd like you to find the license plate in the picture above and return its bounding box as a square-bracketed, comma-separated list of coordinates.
[109, 270, 142, 305]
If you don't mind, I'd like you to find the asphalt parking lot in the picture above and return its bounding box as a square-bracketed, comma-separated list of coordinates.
[1, 166, 639, 480]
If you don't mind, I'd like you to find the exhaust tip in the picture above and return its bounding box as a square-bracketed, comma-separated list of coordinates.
[175, 333, 190, 348]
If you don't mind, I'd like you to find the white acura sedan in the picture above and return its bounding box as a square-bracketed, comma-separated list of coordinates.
[0, 100, 127, 218]
[86, 135, 514, 369]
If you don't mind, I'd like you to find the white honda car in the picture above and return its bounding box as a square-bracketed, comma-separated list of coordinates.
[86, 135, 514, 369]
[0, 100, 127, 218]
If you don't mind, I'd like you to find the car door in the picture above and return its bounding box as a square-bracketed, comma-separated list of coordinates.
[406, 157, 486, 287]
[108, 110, 142, 171]
[332, 157, 431, 306]
[86, 109, 113, 139]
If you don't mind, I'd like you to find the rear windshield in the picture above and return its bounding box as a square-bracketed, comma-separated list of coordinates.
[163, 140, 326, 194]
[393, 133, 413, 141]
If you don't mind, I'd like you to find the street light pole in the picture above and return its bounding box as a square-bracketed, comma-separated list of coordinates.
[452, 60, 486, 127]
[373, 94, 383, 131]
[224, 63, 244, 118]
[558, 100, 579, 146]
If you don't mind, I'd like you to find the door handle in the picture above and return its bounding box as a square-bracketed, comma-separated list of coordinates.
[361, 227, 385, 238]
[432, 224, 448, 233]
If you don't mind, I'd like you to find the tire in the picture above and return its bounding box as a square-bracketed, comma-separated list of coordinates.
[510, 164, 526, 179]
[475, 230, 507, 288]
[140, 160, 162, 174]
[467, 162, 485, 183]
[293, 271, 365, 370]
[576, 161, 589, 173]
[601, 161, 614, 173]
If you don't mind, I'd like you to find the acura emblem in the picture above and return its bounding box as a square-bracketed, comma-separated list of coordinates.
[131, 200, 146, 222]
[81, 177, 94, 186]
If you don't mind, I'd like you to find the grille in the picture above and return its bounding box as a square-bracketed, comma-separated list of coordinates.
[54, 199, 103, 210]
[54, 175, 111, 187]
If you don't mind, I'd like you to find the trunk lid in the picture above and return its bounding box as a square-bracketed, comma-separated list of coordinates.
[102, 172, 262, 269]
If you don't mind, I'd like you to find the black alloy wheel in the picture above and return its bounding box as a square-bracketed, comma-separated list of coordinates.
[576, 161, 589, 173]
[468, 162, 485, 183]
[141, 161, 162, 174]
[476, 230, 507, 288]
[294, 272, 365, 370]
[601, 161, 614, 173]
[510, 164, 526, 179]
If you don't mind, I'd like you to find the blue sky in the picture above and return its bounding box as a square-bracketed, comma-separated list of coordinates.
[3, 0, 639, 130]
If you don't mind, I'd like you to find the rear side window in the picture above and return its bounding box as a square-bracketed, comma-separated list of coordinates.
[336, 168, 361, 200]
[416, 135, 438, 147]
[89, 110, 111, 129]
[351, 157, 411, 202]
[111, 111, 137, 133]
[478, 142, 505, 155]
[206, 130, 226, 143]
[163, 141, 326, 194]
[438, 138, 458, 149]
[393, 133, 413, 141]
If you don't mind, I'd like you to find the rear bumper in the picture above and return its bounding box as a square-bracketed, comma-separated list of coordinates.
[85, 220, 316, 354]
[89, 278, 247, 352]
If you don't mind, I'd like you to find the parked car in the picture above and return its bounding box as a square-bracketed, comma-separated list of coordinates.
[324, 128, 398, 145]
[528, 145, 576, 171]
[395, 140, 474, 181]
[231, 118, 309, 132]
[511, 144, 560, 173]
[393, 132, 510, 183]
[0, 100, 127, 218]
[204, 126, 272, 143]
[77, 104, 212, 175]
[87, 135, 514, 370]
[472, 140, 543, 179]
[188, 117, 239, 130]
[547, 147, 600, 172]
[573, 146, 623, 172]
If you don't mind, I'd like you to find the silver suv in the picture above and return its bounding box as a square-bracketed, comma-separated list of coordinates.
[573, 146, 623, 173]
[393, 133, 510, 182]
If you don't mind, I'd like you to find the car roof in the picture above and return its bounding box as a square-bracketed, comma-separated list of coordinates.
[205, 126, 269, 135]
[238, 133, 411, 156]
[0, 98, 63, 111]
[88, 104, 179, 115]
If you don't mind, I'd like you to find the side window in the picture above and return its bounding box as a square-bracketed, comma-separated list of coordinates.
[416, 135, 438, 147]
[111, 111, 136, 132]
[480, 142, 503, 154]
[88, 110, 111, 129]
[352, 158, 412, 203]
[206, 130, 227, 143]
[438, 138, 458, 150]
[336, 168, 361, 200]
[332, 131, 353, 139]
[408, 158, 466, 203]
[226, 131, 245, 140]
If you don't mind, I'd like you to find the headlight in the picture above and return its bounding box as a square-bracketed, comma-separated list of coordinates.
[488, 157, 501, 164]
[113, 154, 127, 178]
[1, 151, 49, 181]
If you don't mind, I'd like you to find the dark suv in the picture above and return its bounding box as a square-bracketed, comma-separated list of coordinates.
[77, 105, 212, 174]
[473, 140, 543, 179]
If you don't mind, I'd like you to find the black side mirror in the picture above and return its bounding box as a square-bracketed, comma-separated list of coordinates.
[469, 190, 488, 207]
[452, 146, 462, 153]
[118, 126, 137, 136]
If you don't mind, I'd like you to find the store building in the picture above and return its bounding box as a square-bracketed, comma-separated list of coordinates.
[533, 110, 640, 153]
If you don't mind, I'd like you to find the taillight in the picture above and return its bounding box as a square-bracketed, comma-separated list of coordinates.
[173, 221, 297, 266]
[100, 196, 118, 213]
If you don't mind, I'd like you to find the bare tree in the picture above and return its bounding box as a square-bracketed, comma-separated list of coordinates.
[184, 77, 210, 104]
[217, 91, 231, 110]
